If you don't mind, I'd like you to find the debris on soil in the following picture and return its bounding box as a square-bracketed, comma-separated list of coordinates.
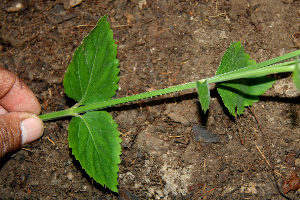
[63, 0, 84, 10]
[6, 0, 29, 12]
[285, 154, 296, 166]
[119, 190, 140, 200]
[283, 171, 300, 194]
[192, 125, 220, 143]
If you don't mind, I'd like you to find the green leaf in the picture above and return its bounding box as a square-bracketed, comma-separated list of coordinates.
[293, 56, 300, 91]
[196, 80, 210, 113]
[63, 15, 119, 106]
[216, 42, 256, 76]
[68, 111, 122, 192]
[216, 42, 275, 116]
[63, 16, 122, 192]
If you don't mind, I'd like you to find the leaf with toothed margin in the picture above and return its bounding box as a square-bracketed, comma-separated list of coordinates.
[68, 111, 121, 193]
[216, 42, 275, 116]
[63, 15, 119, 106]
[63, 15, 121, 192]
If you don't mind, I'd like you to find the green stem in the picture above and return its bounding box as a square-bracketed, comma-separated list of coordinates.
[39, 82, 196, 121]
[39, 58, 298, 121]
[39, 108, 76, 121]
[208, 61, 296, 83]
[229, 49, 300, 73]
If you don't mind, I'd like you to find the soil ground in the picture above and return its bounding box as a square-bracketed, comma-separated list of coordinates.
[0, 0, 300, 199]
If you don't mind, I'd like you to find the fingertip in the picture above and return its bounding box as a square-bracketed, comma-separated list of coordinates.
[0, 112, 44, 159]
[20, 115, 44, 145]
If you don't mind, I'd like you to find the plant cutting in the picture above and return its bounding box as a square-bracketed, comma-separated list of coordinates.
[39, 15, 300, 192]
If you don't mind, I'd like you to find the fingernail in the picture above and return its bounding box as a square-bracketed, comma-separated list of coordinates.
[0, 106, 8, 115]
[21, 116, 44, 145]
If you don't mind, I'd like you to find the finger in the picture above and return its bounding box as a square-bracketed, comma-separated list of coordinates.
[0, 67, 41, 114]
[0, 106, 8, 115]
[0, 112, 44, 158]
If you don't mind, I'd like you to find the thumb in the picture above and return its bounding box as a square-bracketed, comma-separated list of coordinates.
[0, 112, 44, 158]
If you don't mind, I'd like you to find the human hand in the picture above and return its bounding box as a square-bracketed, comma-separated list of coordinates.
[0, 67, 43, 159]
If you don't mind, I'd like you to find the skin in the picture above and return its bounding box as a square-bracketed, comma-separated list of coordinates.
[0, 66, 43, 158]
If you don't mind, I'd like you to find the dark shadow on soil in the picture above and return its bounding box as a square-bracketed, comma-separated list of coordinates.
[0, 153, 15, 170]
[68, 150, 116, 195]
[107, 92, 199, 113]
[259, 96, 300, 104]
[105, 88, 299, 126]
[65, 94, 78, 108]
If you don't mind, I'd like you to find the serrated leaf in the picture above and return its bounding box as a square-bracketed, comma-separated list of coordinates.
[63, 16, 122, 192]
[216, 42, 256, 75]
[63, 15, 119, 106]
[216, 42, 275, 116]
[68, 111, 122, 192]
[196, 80, 210, 113]
[292, 56, 300, 91]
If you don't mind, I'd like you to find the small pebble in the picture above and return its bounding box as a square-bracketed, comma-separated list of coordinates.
[67, 172, 74, 180]
[295, 158, 300, 167]
[30, 180, 40, 187]
[6, 0, 29, 12]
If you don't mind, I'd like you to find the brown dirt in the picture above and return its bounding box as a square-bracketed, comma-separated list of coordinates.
[0, 0, 300, 199]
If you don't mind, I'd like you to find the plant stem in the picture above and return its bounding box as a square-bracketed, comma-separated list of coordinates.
[39, 58, 298, 121]
[208, 61, 296, 83]
[39, 82, 197, 121]
[229, 49, 300, 73]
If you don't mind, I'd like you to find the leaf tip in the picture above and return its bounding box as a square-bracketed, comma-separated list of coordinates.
[292, 56, 300, 91]
[196, 80, 210, 113]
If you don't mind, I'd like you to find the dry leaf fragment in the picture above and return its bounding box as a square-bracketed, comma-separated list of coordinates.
[63, 0, 84, 9]
[6, 0, 29, 12]
[283, 171, 300, 194]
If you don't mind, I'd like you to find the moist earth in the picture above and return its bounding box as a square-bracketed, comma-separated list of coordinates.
[0, 0, 300, 199]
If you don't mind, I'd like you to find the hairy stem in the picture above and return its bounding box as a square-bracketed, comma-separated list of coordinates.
[39, 56, 299, 121]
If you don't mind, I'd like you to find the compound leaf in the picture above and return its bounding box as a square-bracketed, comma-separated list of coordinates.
[63, 15, 119, 106]
[68, 111, 122, 192]
[216, 42, 275, 116]
[196, 79, 210, 113]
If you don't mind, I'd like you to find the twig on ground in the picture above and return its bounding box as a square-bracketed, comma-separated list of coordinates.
[249, 107, 295, 200]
